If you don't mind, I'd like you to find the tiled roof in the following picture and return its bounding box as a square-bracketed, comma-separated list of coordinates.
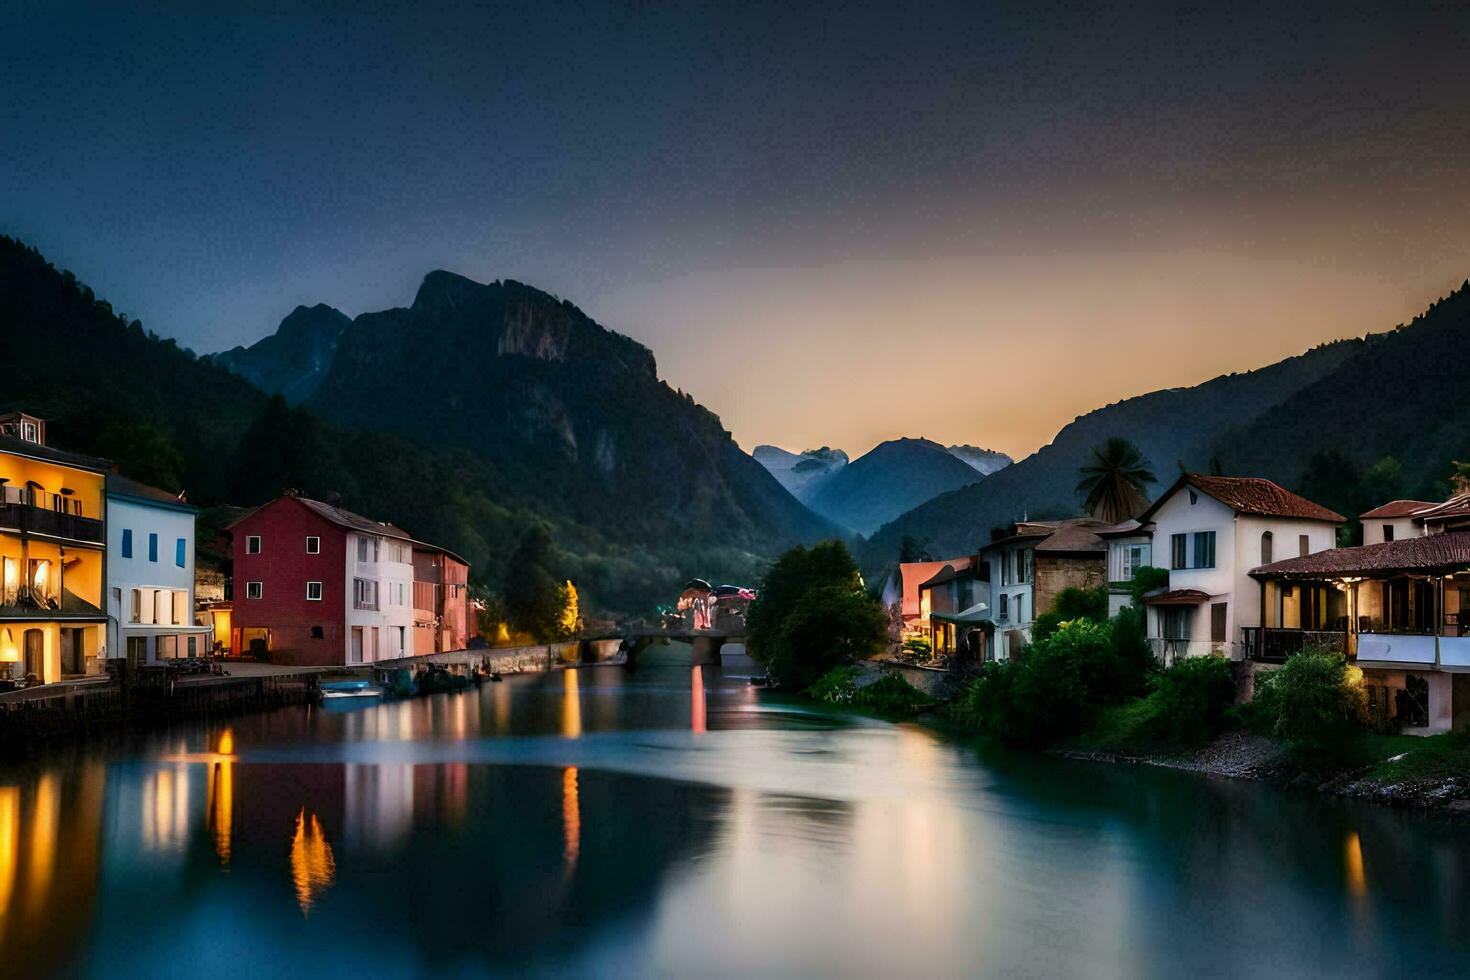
[1139, 474, 1344, 524]
[1414, 493, 1470, 523]
[295, 496, 413, 540]
[1095, 518, 1151, 539]
[1142, 588, 1213, 605]
[1250, 531, 1470, 579]
[1033, 522, 1106, 554]
[1359, 499, 1439, 519]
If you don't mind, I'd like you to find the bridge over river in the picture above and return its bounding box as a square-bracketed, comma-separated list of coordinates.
[583, 626, 746, 666]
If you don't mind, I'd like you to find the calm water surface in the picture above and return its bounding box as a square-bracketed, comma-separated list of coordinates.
[2, 645, 1467, 978]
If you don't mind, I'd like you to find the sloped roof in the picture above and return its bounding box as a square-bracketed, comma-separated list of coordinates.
[296, 497, 413, 539]
[410, 538, 470, 568]
[918, 560, 981, 590]
[1142, 588, 1213, 605]
[1250, 531, 1470, 580]
[1359, 499, 1439, 520]
[1095, 518, 1151, 539]
[1034, 522, 1106, 555]
[1138, 474, 1344, 524]
[1414, 493, 1470, 524]
[106, 473, 195, 512]
[0, 434, 110, 473]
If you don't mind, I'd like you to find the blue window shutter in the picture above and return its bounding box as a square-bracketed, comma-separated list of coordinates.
[121, 529, 133, 558]
[176, 537, 186, 568]
[148, 533, 158, 562]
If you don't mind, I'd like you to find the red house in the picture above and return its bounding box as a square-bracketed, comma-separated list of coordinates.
[411, 542, 472, 654]
[230, 495, 458, 666]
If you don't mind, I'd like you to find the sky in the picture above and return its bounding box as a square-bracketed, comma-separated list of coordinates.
[4, 1, 1470, 461]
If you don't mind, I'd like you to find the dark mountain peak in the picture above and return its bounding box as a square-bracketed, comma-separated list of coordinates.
[806, 436, 987, 535]
[208, 302, 350, 404]
[412, 269, 486, 312]
[277, 303, 350, 340]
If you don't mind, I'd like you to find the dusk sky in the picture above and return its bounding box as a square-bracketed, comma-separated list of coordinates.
[5, 1, 1470, 460]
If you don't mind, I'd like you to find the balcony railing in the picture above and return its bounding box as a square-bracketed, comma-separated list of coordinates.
[0, 486, 103, 544]
[1240, 627, 1348, 663]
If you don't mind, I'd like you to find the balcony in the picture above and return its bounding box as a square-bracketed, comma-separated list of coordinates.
[0, 487, 103, 544]
[1148, 638, 1238, 664]
[1240, 627, 1348, 663]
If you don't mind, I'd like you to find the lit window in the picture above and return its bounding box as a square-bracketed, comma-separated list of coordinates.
[246, 535, 261, 555]
[246, 581, 262, 599]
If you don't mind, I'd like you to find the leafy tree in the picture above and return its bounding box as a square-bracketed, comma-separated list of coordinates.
[1361, 456, 1405, 507]
[1076, 438, 1156, 523]
[1147, 656, 1236, 746]
[746, 541, 884, 689]
[1451, 459, 1470, 495]
[502, 524, 571, 643]
[1297, 449, 1364, 544]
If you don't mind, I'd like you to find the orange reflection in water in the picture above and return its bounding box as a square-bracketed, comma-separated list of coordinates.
[289, 809, 337, 916]
[0, 787, 17, 920]
[207, 729, 236, 866]
[26, 775, 56, 917]
[691, 666, 706, 734]
[1345, 831, 1367, 897]
[561, 669, 582, 738]
[562, 766, 580, 879]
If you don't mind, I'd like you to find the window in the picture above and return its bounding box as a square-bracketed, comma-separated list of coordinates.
[1261, 531, 1273, 565]
[129, 589, 142, 623]
[1188, 490, 1198, 505]
[353, 578, 378, 610]
[1171, 534, 1187, 570]
[311, 626, 324, 639]
[1299, 534, 1310, 558]
[246, 535, 261, 555]
[121, 529, 133, 558]
[175, 537, 186, 568]
[398, 625, 407, 652]
[1163, 607, 1190, 640]
[173, 590, 187, 625]
[1021, 549, 1033, 583]
[1210, 602, 1227, 644]
[246, 581, 262, 599]
[357, 536, 370, 562]
[306, 581, 323, 601]
[148, 532, 158, 563]
[1000, 554, 1012, 586]
[1383, 524, 1395, 543]
[1192, 531, 1216, 569]
[998, 593, 1009, 620]
[306, 536, 320, 554]
[1016, 594, 1025, 623]
[1121, 543, 1149, 580]
[19, 420, 38, 443]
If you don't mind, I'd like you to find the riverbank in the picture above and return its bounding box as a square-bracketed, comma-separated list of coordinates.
[1056, 714, 1470, 815]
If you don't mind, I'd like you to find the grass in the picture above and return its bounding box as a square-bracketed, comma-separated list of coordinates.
[1061, 699, 1165, 755]
[807, 665, 934, 719]
[1356, 732, 1470, 785]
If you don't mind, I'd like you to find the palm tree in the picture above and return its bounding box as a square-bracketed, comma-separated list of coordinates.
[1076, 438, 1157, 523]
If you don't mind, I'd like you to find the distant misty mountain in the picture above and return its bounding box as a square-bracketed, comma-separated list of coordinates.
[206, 303, 349, 403]
[947, 444, 1012, 475]
[751, 445, 849, 502]
[801, 437, 989, 536]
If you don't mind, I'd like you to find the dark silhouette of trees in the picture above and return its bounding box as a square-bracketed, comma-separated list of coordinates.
[1076, 438, 1156, 523]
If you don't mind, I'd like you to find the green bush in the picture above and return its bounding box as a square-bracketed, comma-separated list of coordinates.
[1249, 649, 1368, 763]
[809, 666, 934, 717]
[902, 636, 932, 657]
[1127, 566, 1170, 606]
[1147, 655, 1236, 746]
[1032, 585, 1110, 642]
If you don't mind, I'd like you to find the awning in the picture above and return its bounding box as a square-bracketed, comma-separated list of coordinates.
[932, 601, 991, 625]
[1143, 589, 1212, 606]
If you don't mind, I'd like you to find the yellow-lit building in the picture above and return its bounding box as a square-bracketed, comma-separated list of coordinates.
[0, 412, 109, 684]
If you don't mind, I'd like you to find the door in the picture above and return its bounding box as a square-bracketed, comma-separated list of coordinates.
[1210, 603, 1228, 646]
[62, 628, 85, 675]
[350, 627, 364, 665]
[126, 636, 148, 669]
[23, 628, 44, 681]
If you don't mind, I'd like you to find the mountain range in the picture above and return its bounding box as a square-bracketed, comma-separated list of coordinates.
[859, 281, 1470, 578]
[754, 439, 1011, 534]
[0, 237, 835, 612]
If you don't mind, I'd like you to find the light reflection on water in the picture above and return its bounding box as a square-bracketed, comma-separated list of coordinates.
[0, 647, 1466, 977]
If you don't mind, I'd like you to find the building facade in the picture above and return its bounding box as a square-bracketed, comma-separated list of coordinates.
[0, 413, 108, 684]
[977, 519, 1106, 660]
[105, 474, 213, 666]
[411, 542, 471, 654]
[1135, 474, 1343, 662]
[230, 496, 419, 666]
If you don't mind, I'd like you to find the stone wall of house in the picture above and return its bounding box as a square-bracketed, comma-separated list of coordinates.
[1033, 555, 1106, 616]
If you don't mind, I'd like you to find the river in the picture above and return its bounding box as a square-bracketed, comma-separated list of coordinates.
[1, 645, 1466, 977]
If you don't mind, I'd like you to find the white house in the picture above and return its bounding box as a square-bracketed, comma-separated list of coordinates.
[1133, 474, 1343, 662]
[1360, 500, 1438, 545]
[1099, 519, 1153, 617]
[345, 527, 417, 662]
[105, 474, 214, 666]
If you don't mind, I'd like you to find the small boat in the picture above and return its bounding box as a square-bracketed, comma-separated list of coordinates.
[320, 680, 384, 700]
